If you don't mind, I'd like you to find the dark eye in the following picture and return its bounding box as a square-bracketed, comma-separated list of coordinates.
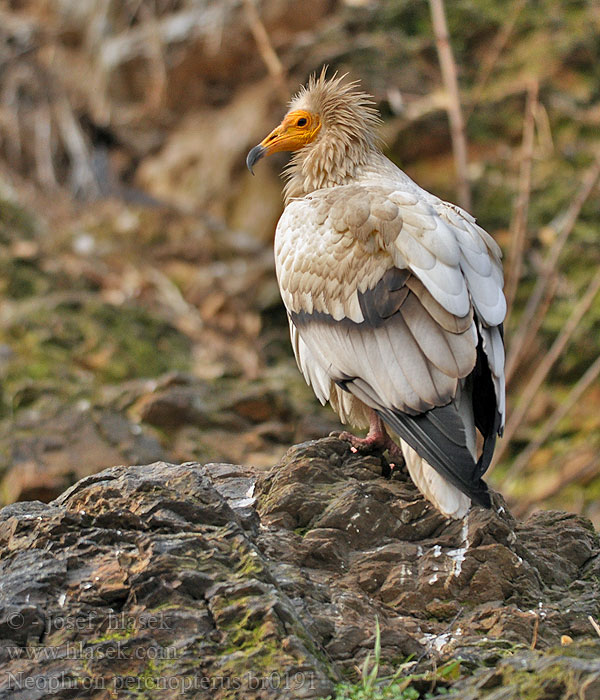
[297, 118, 308, 127]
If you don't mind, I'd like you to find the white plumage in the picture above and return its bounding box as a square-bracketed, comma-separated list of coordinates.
[247, 71, 506, 518]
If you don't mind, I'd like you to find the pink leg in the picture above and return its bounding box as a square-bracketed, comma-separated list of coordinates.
[339, 410, 403, 460]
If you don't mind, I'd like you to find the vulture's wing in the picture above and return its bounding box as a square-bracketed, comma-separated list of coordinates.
[276, 183, 505, 504]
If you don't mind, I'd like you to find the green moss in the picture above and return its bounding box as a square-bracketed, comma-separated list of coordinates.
[87, 302, 191, 382]
[233, 546, 266, 578]
[215, 603, 292, 676]
[0, 197, 38, 240]
[0, 298, 192, 405]
[469, 637, 529, 658]
[546, 640, 600, 659]
[497, 663, 570, 700]
[93, 626, 135, 644]
[136, 660, 161, 690]
[223, 617, 275, 653]
[125, 658, 180, 698]
[0, 260, 51, 299]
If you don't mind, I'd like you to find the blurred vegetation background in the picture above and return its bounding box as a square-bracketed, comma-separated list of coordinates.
[0, 0, 599, 524]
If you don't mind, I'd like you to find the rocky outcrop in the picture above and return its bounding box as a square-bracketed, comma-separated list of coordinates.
[0, 437, 599, 698]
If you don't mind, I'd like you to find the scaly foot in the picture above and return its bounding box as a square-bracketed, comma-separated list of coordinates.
[339, 430, 404, 461]
[338, 410, 404, 463]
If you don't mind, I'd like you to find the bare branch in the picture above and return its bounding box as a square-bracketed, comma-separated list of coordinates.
[34, 106, 58, 189]
[496, 268, 600, 464]
[139, 2, 168, 111]
[145, 266, 204, 336]
[466, 0, 525, 120]
[512, 453, 599, 518]
[54, 96, 99, 199]
[99, 7, 218, 70]
[530, 614, 539, 650]
[243, 0, 287, 100]
[429, 0, 471, 211]
[589, 617, 600, 638]
[507, 273, 559, 384]
[504, 79, 538, 318]
[502, 353, 600, 488]
[506, 154, 600, 381]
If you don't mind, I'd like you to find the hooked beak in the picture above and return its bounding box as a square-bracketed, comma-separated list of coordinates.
[246, 144, 267, 175]
[246, 120, 300, 175]
[246, 122, 284, 175]
[246, 112, 319, 174]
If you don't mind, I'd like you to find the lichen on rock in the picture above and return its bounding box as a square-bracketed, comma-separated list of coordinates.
[0, 437, 598, 698]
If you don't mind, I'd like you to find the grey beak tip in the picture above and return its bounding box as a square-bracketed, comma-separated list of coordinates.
[246, 144, 266, 174]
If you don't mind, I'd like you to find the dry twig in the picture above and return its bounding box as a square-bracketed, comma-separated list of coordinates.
[34, 106, 58, 189]
[505, 80, 538, 317]
[54, 96, 99, 199]
[496, 268, 600, 463]
[530, 613, 539, 650]
[512, 454, 599, 518]
[507, 275, 559, 386]
[145, 266, 204, 337]
[429, 0, 471, 211]
[506, 154, 600, 381]
[466, 0, 525, 120]
[502, 353, 600, 487]
[589, 616, 600, 638]
[243, 0, 287, 100]
[139, 2, 168, 111]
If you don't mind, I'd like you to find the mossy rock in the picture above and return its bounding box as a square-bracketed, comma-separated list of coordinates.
[0, 297, 191, 407]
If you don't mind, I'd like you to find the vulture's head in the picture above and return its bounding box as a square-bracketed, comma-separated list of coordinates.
[246, 70, 381, 184]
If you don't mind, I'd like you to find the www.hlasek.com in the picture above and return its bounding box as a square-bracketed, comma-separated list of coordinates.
[5, 642, 178, 662]
[3, 671, 318, 693]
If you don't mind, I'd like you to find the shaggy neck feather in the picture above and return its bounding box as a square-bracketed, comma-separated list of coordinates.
[283, 131, 376, 203]
[281, 73, 381, 203]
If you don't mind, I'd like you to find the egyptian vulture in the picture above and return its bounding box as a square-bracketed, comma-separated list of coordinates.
[247, 72, 506, 518]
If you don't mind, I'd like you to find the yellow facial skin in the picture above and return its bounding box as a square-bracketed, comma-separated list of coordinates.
[246, 110, 321, 173]
[260, 110, 321, 154]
